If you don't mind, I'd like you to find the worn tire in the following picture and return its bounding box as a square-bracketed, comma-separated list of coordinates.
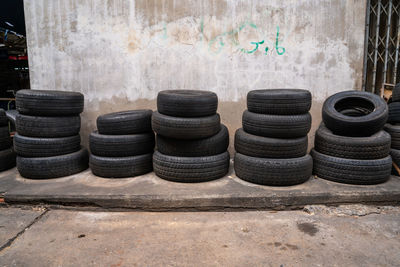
[322, 90, 388, 137]
[157, 90, 218, 117]
[315, 124, 391, 159]
[234, 128, 308, 158]
[16, 89, 84, 116]
[89, 153, 153, 178]
[97, 110, 153, 135]
[153, 151, 230, 183]
[384, 123, 400, 149]
[392, 83, 400, 102]
[242, 110, 311, 138]
[156, 124, 229, 157]
[0, 109, 8, 126]
[0, 126, 12, 150]
[311, 149, 391, 185]
[16, 114, 81, 138]
[388, 102, 400, 123]
[234, 153, 312, 186]
[14, 133, 81, 157]
[17, 147, 89, 179]
[247, 89, 312, 115]
[152, 111, 220, 140]
[0, 148, 16, 171]
[390, 148, 400, 176]
[89, 131, 154, 157]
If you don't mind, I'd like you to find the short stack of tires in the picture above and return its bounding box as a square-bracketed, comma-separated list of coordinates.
[234, 89, 313, 186]
[14, 90, 88, 179]
[312, 90, 392, 184]
[0, 109, 15, 171]
[152, 90, 230, 182]
[385, 83, 400, 175]
[89, 110, 154, 178]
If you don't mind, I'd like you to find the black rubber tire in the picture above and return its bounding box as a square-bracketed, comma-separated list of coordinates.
[234, 153, 312, 186]
[97, 110, 153, 135]
[153, 150, 230, 183]
[322, 90, 388, 137]
[0, 109, 8, 126]
[315, 124, 391, 159]
[234, 128, 308, 158]
[16, 89, 84, 116]
[311, 149, 391, 185]
[157, 90, 218, 117]
[388, 102, 400, 123]
[89, 131, 154, 157]
[14, 133, 81, 157]
[390, 148, 400, 176]
[242, 110, 311, 138]
[17, 147, 88, 179]
[247, 89, 312, 115]
[0, 148, 16, 171]
[152, 112, 221, 140]
[89, 153, 153, 178]
[16, 114, 81, 138]
[384, 123, 400, 149]
[0, 126, 12, 151]
[392, 83, 400, 102]
[156, 124, 229, 157]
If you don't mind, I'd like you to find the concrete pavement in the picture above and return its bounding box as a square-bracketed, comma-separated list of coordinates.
[0, 205, 399, 266]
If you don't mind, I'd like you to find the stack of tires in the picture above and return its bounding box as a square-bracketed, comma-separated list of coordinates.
[234, 89, 313, 186]
[152, 90, 230, 182]
[312, 90, 392, 184]
[14, 90, 88, 179]
[385, 84, 400, 175]
[89, 110, 154, 178]
[0, 109, 15, 172]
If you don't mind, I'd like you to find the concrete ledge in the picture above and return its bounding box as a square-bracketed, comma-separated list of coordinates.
[2, 164, 400, 210]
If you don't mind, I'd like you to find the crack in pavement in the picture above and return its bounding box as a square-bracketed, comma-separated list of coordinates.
[0, 209, 49, 252]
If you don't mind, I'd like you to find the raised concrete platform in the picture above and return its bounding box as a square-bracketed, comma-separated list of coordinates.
[1, 164, 400, 210]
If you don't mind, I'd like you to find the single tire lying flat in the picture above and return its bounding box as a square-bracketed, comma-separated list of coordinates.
[153, 151, 230, 183]
[17, 147, 88, 179]
[0, 148, 16, 171]
[388, 102, 400, 123]
[392, 83, 400, 102]
[157, 90, 218, 117]
[322, 90, 388, 137]
[16, 114, 81, 138]
[311, 149, 391, 185]
[242, 110, 311, 138]
[234, 128, 308, 158]
[0, 109, 8, 126]
[90, 153, 153, 178]
[0, 126, 12, 151]
[384, 123, 400, 150]
[89, 131, 154, 157]
[97, 110, 153, 135]
[234, 153, 312, 186]
[16, 89, 84, 116]
[152, 111, 220, 140]
[390, 148, 400, 176]
[156, 124, 229, 157]
[14, 133, 81, 157]
[315, 124, 391, 159]
[247, 89, 312, 115]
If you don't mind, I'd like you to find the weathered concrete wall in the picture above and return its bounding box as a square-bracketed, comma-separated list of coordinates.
[23, 0, 366, 151]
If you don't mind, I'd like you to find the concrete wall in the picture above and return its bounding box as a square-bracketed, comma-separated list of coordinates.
[23, 0, 367, 151]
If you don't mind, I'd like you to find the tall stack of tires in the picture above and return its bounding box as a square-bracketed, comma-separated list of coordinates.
[89, 110, 154, 178]
[152, 90, 230, 182]
[14, 90, 88, 179]
[385, 83, 400, 175]
[0, 109, 15, 171]
[312, 90, 392, 184]
[234, 89, 313, 186]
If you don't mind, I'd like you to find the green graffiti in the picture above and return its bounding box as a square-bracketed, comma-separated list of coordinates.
[275, 26, 285, 55]
[265, 46, 269, 55]
[241, 40, 264, 54]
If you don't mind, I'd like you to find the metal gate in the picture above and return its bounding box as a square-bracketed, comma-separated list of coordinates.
[363, 0, 400, 94]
